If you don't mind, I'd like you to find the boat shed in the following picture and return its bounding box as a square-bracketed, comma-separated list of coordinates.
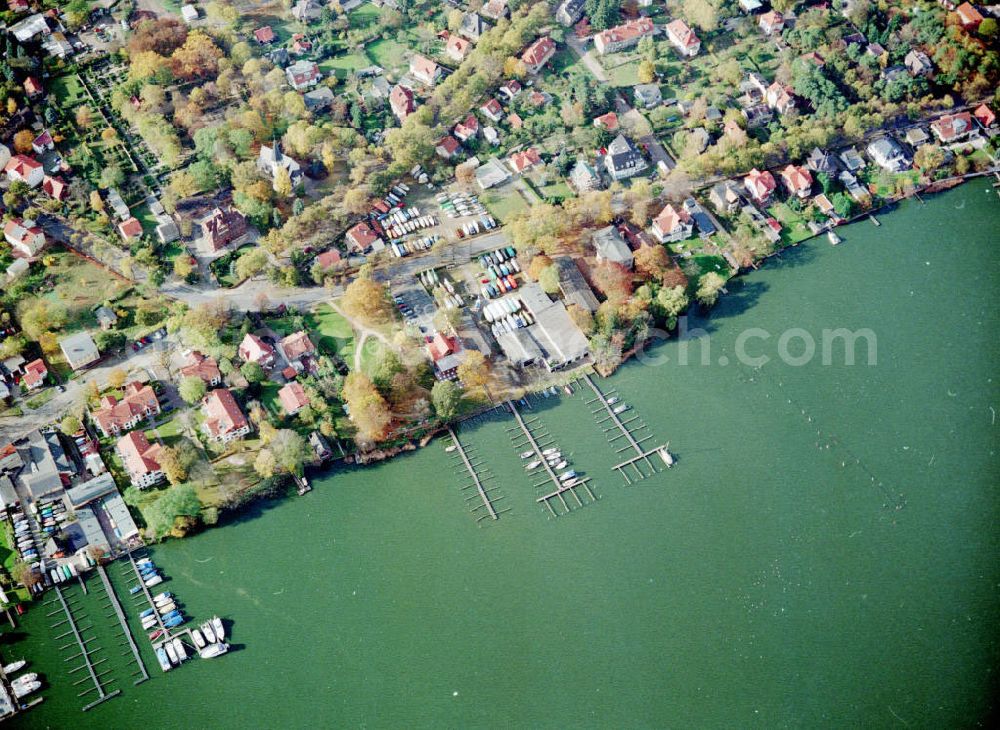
[66, 472, 117, 508]
[497, 328, 545, 368]
[102, 492, 140, 542]
[66, 505, 109, 554]
[555, 257, 599, 313]
[0, 474, 18, 511]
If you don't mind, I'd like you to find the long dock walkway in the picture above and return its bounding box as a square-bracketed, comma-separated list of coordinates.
[447, 427, 498, 521]
[97, 565, 148, 685]
[52, 584, 120, 711]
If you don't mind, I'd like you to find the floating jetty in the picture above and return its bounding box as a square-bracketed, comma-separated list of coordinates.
[96, 565, 148, 686]
[447, 427, 502, 521]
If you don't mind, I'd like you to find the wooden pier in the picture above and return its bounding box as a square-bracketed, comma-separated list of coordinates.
[447, 427, 500, 521]
[507, 400, 595, 516]
[581, 374, 668, 484]
[96, 565, 148, 685]
[50, 584, 120, 711]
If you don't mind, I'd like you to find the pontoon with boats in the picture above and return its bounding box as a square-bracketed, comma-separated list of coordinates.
[525, 460, 541, 470]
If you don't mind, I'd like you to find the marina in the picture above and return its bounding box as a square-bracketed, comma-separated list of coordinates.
[446, 427, 502, 522]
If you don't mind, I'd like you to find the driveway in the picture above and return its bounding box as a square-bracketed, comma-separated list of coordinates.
[567, 35, 609, 83]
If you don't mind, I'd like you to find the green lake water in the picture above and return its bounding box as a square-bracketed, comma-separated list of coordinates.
[5, 179, 999, 728]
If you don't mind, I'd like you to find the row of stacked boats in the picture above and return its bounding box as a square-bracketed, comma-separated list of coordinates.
[153, 617, 228, 672]
[2, 660, 41, 699]
[520, 446, 582, 488]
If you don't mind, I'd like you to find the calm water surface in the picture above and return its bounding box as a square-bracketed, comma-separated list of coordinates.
[6, 180, 999, 728]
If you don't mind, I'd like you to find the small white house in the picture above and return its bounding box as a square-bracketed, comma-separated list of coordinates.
[181, 4, 199, 23]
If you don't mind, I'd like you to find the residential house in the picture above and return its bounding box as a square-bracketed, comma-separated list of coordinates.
[447, 34, 471, 62]
[436, 135, 461, 159]
[739, 0, 764, 11]
[179, 351, 222, 386]
[31, 130, 53, 154]
[508, 148, 542, 174]
[290, 34, 313, 55]
[4, 219, 45, 258]
[521, 37, 556, 74]
[683, 197, 716, 238]
[800, 51, 825, 68]
[253, 26, 276, 44]
[280, 331, 316, 366]
[202, 389, 251, 443]
[460, 12, 488, 42]
[651, 204, 694, 243]
[475, 158, 512, 189]
[304, 86, 335, 112]
[5, 154, 43, 187]
[593, 226, 634, 269]
[5, 259, 29, 282]
[974, 104, 996, 129]
[292, 0, 323, 22]
[427, 332, 462, 380]
[481, 0, 510, 21]
[95, 306, 118, 330]
[484, 126, 500, 145]
[410, 55, 441, 85]
[314, 249, 342, 270]
[839, 146, 866, 172]
[257, 143, 303, 191]
[106, 188, 131, 219]
[454, 114, 480, 142]
[709, 180, 743, 214]
[603, 134, 648, 181]
[665, 19, 700, 57]
[202, 207, 248, 250]
[556, 0, 585, 27]
[238, 333, 276, 368]
[569, 158, 603, 192]
[10, 13, 52, 43]
[766, 82, 796, 115]
[742, 104, 773, 128]
[593, 111, 619, 131]
[389, 85, 415, 121]
[278, 382, 310, 416]
[117, 431, 164, 488]
[117, 217, 143, 241]
[781, 164, 813, 199]
[905, 49, 933, 76]
[633, 84, 662, 109]
[759, 10, 784, 35]
[369, 75, 391, 100]
[42, 175, 67, 200]
[814, 193, 836, 218]
[21, 358, 47, 391]
[155, 214, 179, 244]
[881, 65, 908, 83]
[60, 331, 100, 370]
[905, 127, 930, 148]
[955, 2, 983, 31]
[866, 137, 908, 171]
[499, 80, 522, 101]
[744, 168, 777, 204]
[181, 3, 199, 22]
[91, 381, 160, 438]
[481, 97, 504, 123]
[594, 17, 655, 55]
[345, 221, 380, 252]
[23, 76, 43, 98]
[930, 112, 974, 143]
[805, 147, 838, 174]
[286, 60, 321, 90]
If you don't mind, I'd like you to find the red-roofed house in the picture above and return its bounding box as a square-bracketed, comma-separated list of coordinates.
[202, 206, 248, 250]
[253, 26, 276, 44]
[23, 76, 43, 97]
[91, 381, 160, 437]
[766, 82, 796, 114]
[508, 112, 524, 129]
[436, 135, 461, 159]
[666, 19, 701, 57]
[930, 112, 974, 143]
[651, 204, 694, 243]
[179, 351, 222, 386]
[5, 154, 43, 187]
[118, 431, 165, 488]
[446, 34, 471, 62]
[280, 331, 315, 365]
[593, 111, 619, 131]
[202, 388, 251, 443]
[291, 33, 312, 55]
[345, 221, 380, 252]
[508, 148, 542, 174]
[314, 249, 342, 269]
[744, 168, 777, 204]
[118, 217, 143, 241]
[481, 97, 503, 122]
[974, 104, 996, 129]
[780, 164, 813, 199]
[389, 84, 415, 121]
[454, 114, 480, 142]
[278, 382, 310, 416]
[955, 2, 984, 31]
[801, 51, 825, 68]
[4, 219, 45, 257]
[410, 54, 441, 85]
[759, 10, 784, 35]
[594, 17, 654, 55]
[21, 358, 47, 391]
[499, 79, 522, 101]
[238, 333, 276, 367]
[427, 332, 462, 380]
[31, 130, 54, 154]
[42, 175, 67, 200]
[521, 36, 556, 74]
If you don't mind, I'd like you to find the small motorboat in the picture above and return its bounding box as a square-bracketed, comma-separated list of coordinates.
[141, 616, 158, 631]
[157, 602, 177, 615]
[139, 607, 156, 618]
[201, 622, 217, 643]
[163, 614, 185, 629]
[13, 680, 41, 698]
[172, 637, 188, 662]
[563, 385, 573, 395]
[154, 595, 173, 607]
[155, 646, 171, 672]
[212, 616, 225, 642]
[444, 444, 457, 453]
[542, 448, 558, 456]
[12, 672, 38, 685]
[2, 660, 26, 674]
[165, 642, 178, 666]
[559, 471, 577, 482]
[563, 478, 580, 488]
[519, 451, 534, 459]
[199, 642, 228, 659]
[145, 575, 163, 588]
[136, 557, 153, 566]
[525, 460, 541, 470]
[607, 396, 619, 405]
[149, 629, 164, 641]
[153, 591, 173, 602]
[129, 584, 142, 595]
[658, 445, 674, 467]
[553, 460, 567, 470]
[612, 404, 629, 414]
[191, 628, 207, 649]
[827, 230, 842, 246]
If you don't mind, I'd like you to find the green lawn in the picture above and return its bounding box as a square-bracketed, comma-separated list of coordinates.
[23, 388, 57, 410]
[260, 381, 282, 415]
[358, 336, 385, 376]
[147, 416, 185, 447]
[312, 303, 356, 363]
[348, 2, 381, 27]
[365, 38, 410, 72]
[768, 202, 815, 245]
[548, 48, 582, 76]
[320, 52, 371, 78]
[606, 61, 640, 88]
[537, 180, 573, 203]
[481, 188, 530, 223]
[51, 74, 86, 106]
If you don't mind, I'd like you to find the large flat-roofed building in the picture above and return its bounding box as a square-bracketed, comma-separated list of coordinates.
[19, 429, 72, 499]
[497, 284, 590, 371]
[555, 258, 599, 313]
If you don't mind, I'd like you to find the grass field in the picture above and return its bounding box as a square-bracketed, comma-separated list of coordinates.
[23, 387, 57, 411]
[51, 74, 86, 107]
[548, 48, 583, 76]
[146, 416, 185, 447]
[37, 250, 132, 333]
[606, 60, 640, 88]
[348, 2, 381, 27]
[768, 202, 815, 245]
[365, 38, 410, 73]
[320, 52, 370, 78]
[481, 186, 530, 223]
[312, 304, 356, 363]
